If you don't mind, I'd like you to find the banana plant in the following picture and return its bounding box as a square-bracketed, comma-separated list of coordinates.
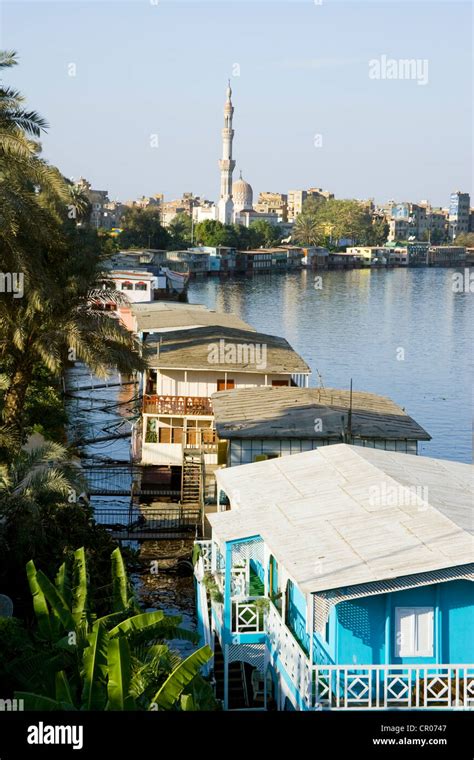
[13, 546, 216, 710]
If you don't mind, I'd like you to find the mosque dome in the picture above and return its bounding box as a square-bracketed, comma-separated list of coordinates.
[232, 171, 253, 212]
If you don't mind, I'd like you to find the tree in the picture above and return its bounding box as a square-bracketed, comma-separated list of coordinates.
[0, 441, 118, 616]
[194, 219, 239, 247]
[293, 213, 323, 246]
[168, 212, 193, 248]
[248, 220, 282, 248]
[452, 232, 474, 247]
[119, 206, 171, 250]
[10, 547, 216, 711]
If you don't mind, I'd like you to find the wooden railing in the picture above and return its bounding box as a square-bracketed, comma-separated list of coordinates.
[143, 394, 213, 416]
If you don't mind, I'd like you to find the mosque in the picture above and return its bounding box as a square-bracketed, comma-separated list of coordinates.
[194, 83, 276, 228]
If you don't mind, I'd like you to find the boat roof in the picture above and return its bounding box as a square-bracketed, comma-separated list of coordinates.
[211, 386, 431, 441]
[132, 303, 254, 333]
[211, 444, 473, 593]
[144, 325, 311, 374]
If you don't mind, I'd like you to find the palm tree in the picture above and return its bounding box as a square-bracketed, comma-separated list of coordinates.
[11, 547, 216, 711]
[293, 213, 323, 246]
[0, 50, 145, 440]
[0, 441, 84, 563]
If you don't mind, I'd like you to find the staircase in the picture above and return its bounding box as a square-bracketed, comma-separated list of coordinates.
[213, 637, 253, 709]
[181, 449, 204, 506]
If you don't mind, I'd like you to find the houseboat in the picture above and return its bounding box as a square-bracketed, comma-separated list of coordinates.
[211, 386, 431, 466]
[194, 444, 474, 710]
[134, 325, 311, 499]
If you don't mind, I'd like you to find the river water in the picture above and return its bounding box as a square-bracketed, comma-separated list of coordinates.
[189, 268, 473, 464]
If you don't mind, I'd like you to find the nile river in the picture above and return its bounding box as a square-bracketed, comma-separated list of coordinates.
[189, 267, 473, 464]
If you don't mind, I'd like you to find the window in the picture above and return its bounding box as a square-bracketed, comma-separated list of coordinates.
[394, 607, 434, 658]
[272, 380, 289, 387]
[217, 379, 235, 391]
[121, 281, 133, 290]
[135, 282, 148, 291]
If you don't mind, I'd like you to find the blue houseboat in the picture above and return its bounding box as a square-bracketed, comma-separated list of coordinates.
[194, 444, 474, 710]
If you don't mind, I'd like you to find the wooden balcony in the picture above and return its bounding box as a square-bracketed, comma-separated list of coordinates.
[143, 394, 213, 416]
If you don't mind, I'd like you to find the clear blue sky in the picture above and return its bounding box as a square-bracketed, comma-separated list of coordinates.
[1, 0, 472, 206]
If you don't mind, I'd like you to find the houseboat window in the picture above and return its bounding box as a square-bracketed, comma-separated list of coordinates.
[394, 607, 434, 658]
[121, 281, 133, 290]
[135, 282, 148, 291]
[217, 379, 235, 391]
[272, 380, 289, 387]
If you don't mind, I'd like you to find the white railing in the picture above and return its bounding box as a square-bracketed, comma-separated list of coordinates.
[232, 599, 266, 634]
[313, 665, 474, 710]
[267, 604, 312, 707]
[266, 606, 474, 710]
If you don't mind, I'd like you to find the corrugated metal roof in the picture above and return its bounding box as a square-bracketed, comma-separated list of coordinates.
[210, 444, 474, 593]
[211, 386, 431, 441]
[145, 325, 311, 374]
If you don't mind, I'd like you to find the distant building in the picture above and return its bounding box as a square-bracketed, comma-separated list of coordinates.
[287, 190, 307, 221]
[449, 191, 470, 240]
[255, 192, 288, 221]
[346, 246, 389, 266]
[75, 177, 110, 229]
[388, 202, 428, 241]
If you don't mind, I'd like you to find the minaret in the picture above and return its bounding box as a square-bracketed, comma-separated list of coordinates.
[217, 80, 236, 224]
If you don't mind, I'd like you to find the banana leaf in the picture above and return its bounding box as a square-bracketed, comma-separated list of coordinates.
[55, 670, 76, 708]
[35, 570, 76, 633]
[111, 547, 129, 612]
[149, 645, 213, 711]
[109, 611, 198, 645]
[81, 621, 108, 710]
[107, 636, 136, 710]
[71, 547, 88, 625]
[109, 610, 165, 638]
[26, 560, 55, 641]
[55, 561, 72, 609]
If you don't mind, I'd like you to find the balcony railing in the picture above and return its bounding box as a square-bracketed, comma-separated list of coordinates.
[143, 394, 213, 416]
[232, 598, 267, 634]
[266, 605, 474, 710]
[313, 665, 474, 710]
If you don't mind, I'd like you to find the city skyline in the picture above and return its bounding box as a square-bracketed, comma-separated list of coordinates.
[2, 0, 472, 206]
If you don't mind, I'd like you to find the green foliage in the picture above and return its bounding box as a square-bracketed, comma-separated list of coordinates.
[167, 212, 193, 248]
[202, 572, 224, 604]
[119, 206, 171, 250]
[149, 645, 213, 711]
[10, 547, 216, 711]
[453, 232, 474, 247]
[295, 198, 380, 247]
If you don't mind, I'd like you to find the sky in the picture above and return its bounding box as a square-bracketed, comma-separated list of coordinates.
[1, 0, 472, 207]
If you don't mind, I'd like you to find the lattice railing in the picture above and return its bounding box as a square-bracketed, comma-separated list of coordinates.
[232, 599, 266, 634]
[313, 665, 474, 710]
[266, 605, 312, 707]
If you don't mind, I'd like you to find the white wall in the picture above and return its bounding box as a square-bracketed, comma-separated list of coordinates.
[154, 369, 293, 396]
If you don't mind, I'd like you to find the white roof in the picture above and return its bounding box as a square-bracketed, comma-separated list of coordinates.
[211, 444, 474, 594]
